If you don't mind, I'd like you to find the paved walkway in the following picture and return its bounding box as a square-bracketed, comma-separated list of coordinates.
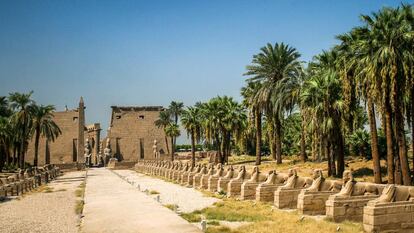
[114, 169, 218, 213]
[81, 168, 202, 233]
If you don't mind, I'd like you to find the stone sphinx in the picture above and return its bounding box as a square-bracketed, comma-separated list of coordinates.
[172, 162, 183, 181]
[193, 164, 208, 188]
[180, 163, 194, 185]
[363, 185, 414, 233]
[184, 164, 201, 186]
[199, 164, 216, 190]
[297, 169, 342, 215]
[256, 170, 287, 202]
[168, 162, 180, 180]
[326, 170, 383, 222]
[227, 165, 249, 198]
[240, 166, 267, 200]
[176, 163, 189, 183]
[217, 165, 236, 193]
[274, 168, 312, 209]
[208, 163, 225, 192]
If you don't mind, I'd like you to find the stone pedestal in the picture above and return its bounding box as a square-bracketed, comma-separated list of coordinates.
[186, 173, 196, 187]
[107, 158, 118, 169]
[241, 182, 260, 200]
[274, 188, 302, 209]
[326, 195, 378, 222]
[297, 190, 337, 215]
[193, 174, 203, 188]
[208, 176, 220, 192]
[172, 171, 181, 181]
[256, 184, 283, 202]
[363, 200, 414, 233]
[227, 180, 244, 198]
[199, 175, 210, 190]
[217, 178, 231, 193]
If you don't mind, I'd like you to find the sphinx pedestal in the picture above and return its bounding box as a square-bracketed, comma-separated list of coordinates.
[227, 180, 244, 198]
[193, 174, 203, 188]
[274, 188, 302, 209]
[363, 200, 414, 233]
[208, 176, 220, 192]
[297, 190, 337, 215]
[326, 195, 378, 222]
[241, 182, 260, 200]
[256, 184, 282, 202]
[199, 175, 210, 190]
[217, 178, 231, 193]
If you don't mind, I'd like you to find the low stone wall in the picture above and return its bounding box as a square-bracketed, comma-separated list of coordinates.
[274, 188, 302, 209]
[241, 182, 260, 200]
[326, 195, 378, 222]
[256, 184, 283, 202]
[297, 190, 337, 215]
[363, 200, 414, 233]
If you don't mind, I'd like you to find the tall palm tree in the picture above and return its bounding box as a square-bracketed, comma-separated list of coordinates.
[0, 117, 13, 171]
[154, 110, 172, 155]
[9, 92, 34, 168]
[165, 123, 180, 161]
[168, 101, 184, 156]
[241, 81, 262, 165]
[31, 104, 61, 166]
[181, 106, 202, 167]
[245, 42, 302, 164]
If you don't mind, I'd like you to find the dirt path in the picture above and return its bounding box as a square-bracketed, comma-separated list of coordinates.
[114, 169, 218, 213]
[0, 170, 86, 233]
[81, 168, 202, 233]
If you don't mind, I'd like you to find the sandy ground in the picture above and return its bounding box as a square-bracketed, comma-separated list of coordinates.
[80, 168, 202, 233]
[0, 171, 86, 233]
[114, 169, 218, 213]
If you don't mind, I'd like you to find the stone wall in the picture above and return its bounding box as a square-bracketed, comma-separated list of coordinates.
[26, 109, 82, 165]
[107, 106, 168, 162]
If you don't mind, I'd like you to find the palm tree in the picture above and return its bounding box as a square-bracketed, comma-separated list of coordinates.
[154, 110, 172, 154]
[181, 106, 202, 167]
[31, 104, 61, 166]
[241, 81, 262, 165]
[165, 123, 180, 161]
[168, 101, 184, 157]
[8, 92, 35, 168]
[245, 42, 302, 164]
[0, 117, 13, 171]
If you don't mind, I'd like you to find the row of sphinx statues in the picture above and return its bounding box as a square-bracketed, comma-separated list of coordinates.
[135, 160, 414, 233]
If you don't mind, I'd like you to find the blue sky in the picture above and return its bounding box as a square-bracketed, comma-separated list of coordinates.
[0, 0, 406, 141]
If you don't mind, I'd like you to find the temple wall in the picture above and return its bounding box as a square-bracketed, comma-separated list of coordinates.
[107, 106, 168, 162]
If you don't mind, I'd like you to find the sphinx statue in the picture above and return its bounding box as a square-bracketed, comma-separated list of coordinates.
[227, 165, 248, 198]
[199, 164, 216, 189]
[241, 166, 267, 200]
[217, 165, 235, 193]
[256, 170, 287, 202]
[207, 164, 225, 192]
[274, 168, 312, 209]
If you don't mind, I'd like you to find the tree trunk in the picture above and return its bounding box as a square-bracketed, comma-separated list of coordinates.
[300, 114, 307, 163]
[367, 98, 382, 183]
[395, 105, 411, 185]
[335, 129, 345, 177]
[34, 128, 40, 167]
[170, 137, 174, 161]
[275, 116, 282, 164]
[255, 110, 262, 165]
[190, 131, 195, 167]
[269, 122, 277, 161]
[165, 136, 170, 155]
[385, 102, 395, 184]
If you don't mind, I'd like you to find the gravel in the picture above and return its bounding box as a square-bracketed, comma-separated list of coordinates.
[114, 169, 218, 213]
[0, 171, 86, 233]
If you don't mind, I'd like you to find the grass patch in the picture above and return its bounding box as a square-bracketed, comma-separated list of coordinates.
[56, 188, 67, 192]
[164, 204, 179, 211]
[75, 200, 84, 215]
[180, 210, 203, 222]
[181, 199, 362, 233]
[208, 220, 220, 226]
[43, 187, 54, 193]
[149, 190, 160, 195]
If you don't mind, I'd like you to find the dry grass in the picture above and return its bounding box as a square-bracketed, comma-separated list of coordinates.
[149, 190, 160, 195]
[183, 199, 362, 233]
[164, 204, 179, 211]
[74, 181, 86, 215]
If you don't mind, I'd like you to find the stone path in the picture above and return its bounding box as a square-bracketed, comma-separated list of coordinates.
[0, 170, 86, 233]
[114, 169, 218, 213]
[81, 168, 202, 233]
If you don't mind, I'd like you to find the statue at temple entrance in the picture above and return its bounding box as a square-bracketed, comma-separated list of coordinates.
[153, 140, 160, 159]
[84, 139, 92, 167]
[97, 141, 104, 167]
[106, 138, 118, 168]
